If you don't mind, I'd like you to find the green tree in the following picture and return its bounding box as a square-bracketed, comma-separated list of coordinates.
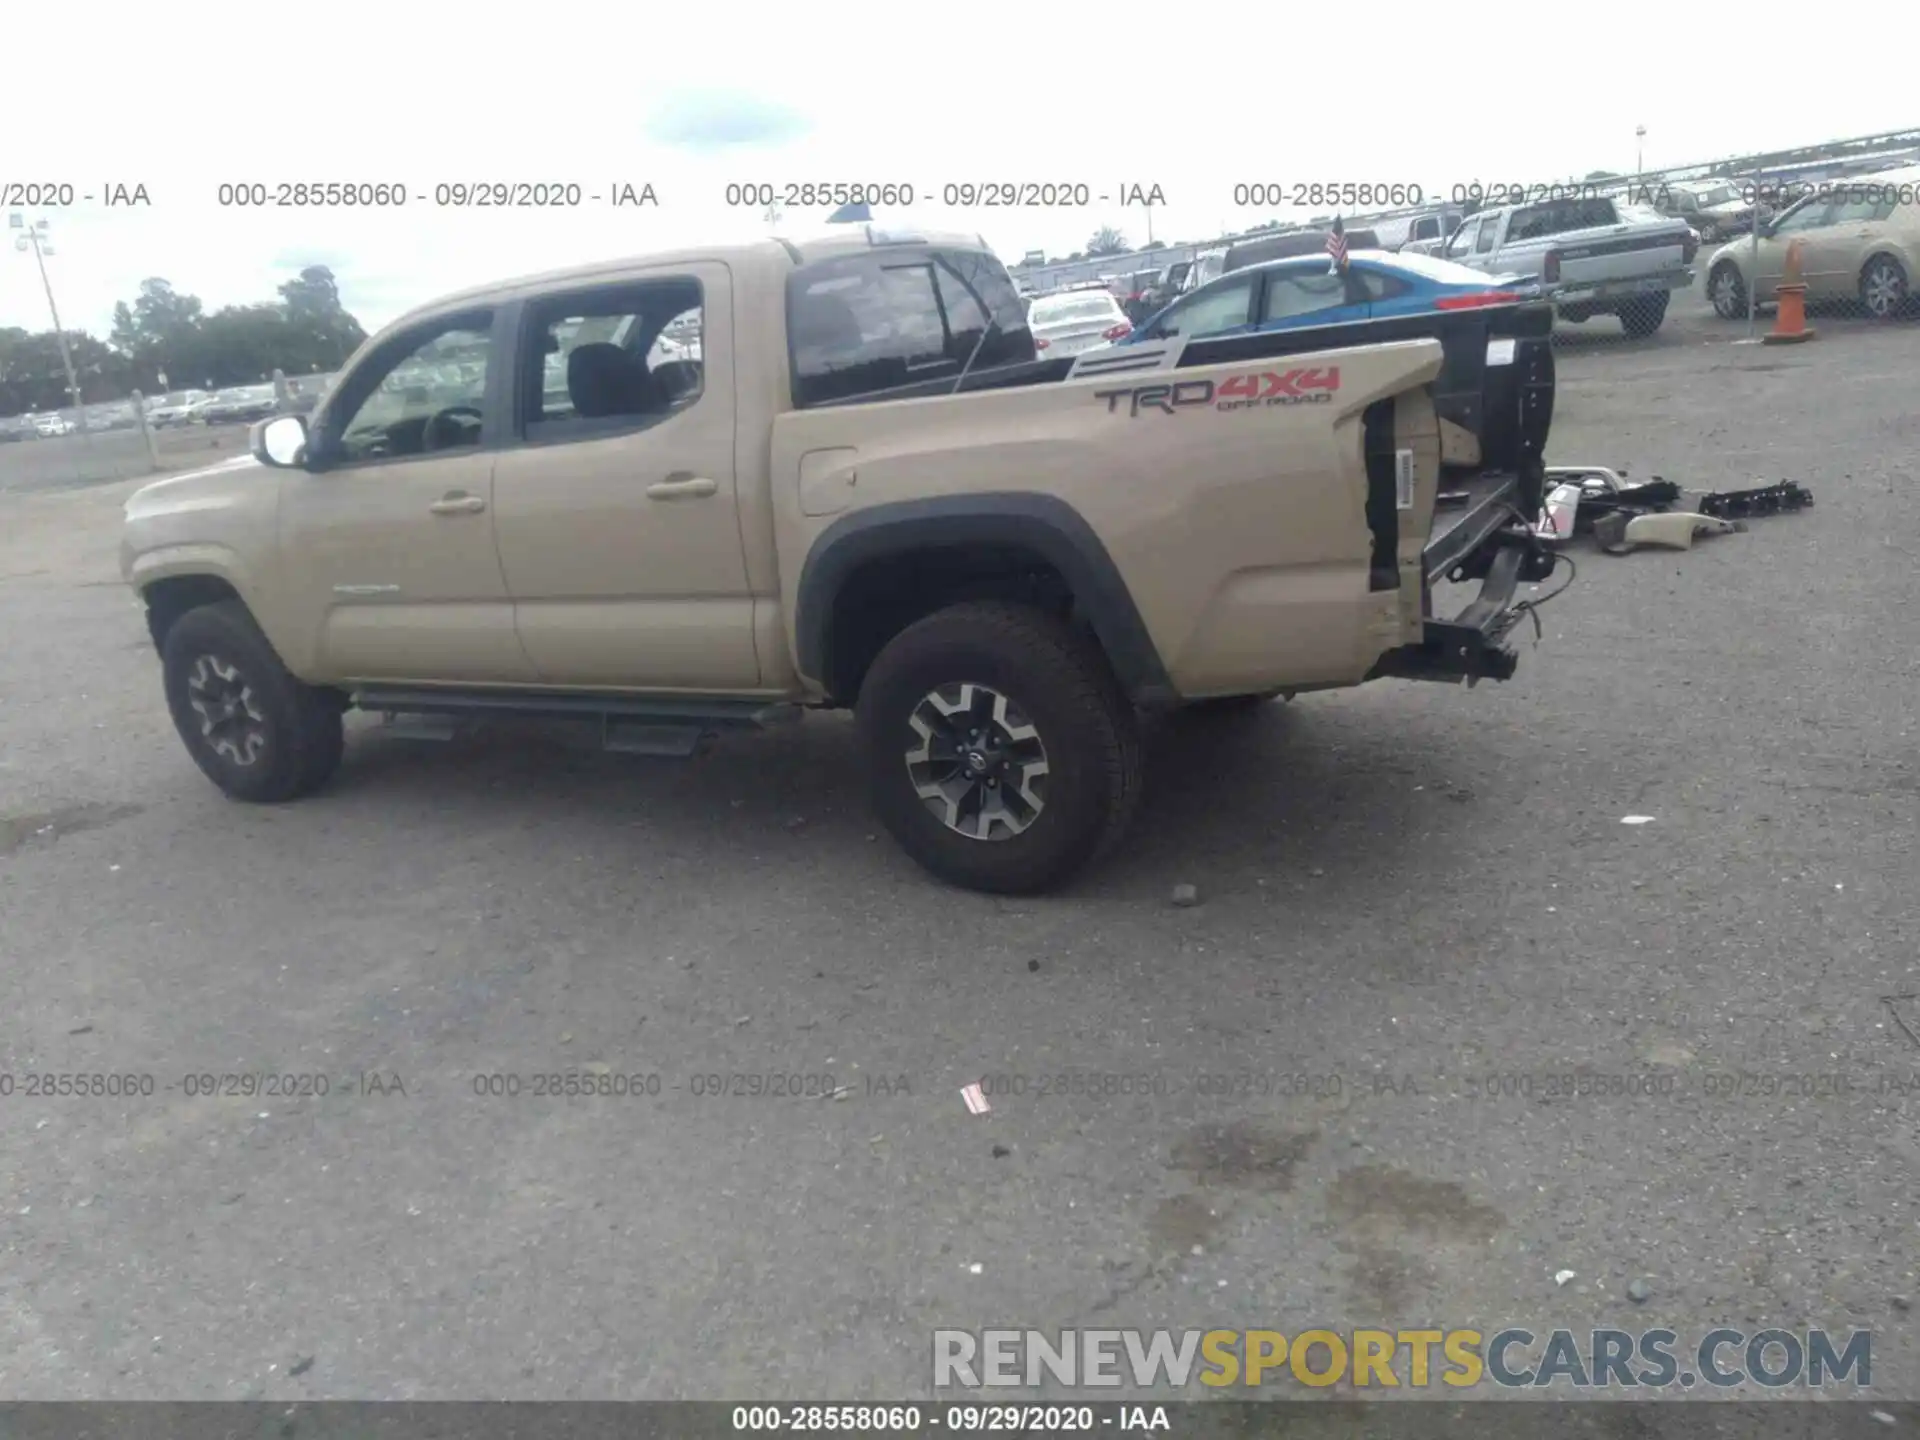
[1085, 226, 1130, 257]
[0, 329, 130, 413]
[276, 265, 367, 371]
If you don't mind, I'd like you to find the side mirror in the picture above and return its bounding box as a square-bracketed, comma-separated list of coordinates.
[253, 413, 308, 469]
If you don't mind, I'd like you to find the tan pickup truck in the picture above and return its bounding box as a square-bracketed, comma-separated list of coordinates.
[122, 225, 1564, 894]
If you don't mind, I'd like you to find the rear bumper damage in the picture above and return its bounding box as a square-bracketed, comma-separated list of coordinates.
[1367, 471, 1563, 686]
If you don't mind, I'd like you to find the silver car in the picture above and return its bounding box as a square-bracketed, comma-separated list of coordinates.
[1027, 289, 1133, 358]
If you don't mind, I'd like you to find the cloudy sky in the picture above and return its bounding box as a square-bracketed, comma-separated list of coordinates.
[5, 0, 1914, 340]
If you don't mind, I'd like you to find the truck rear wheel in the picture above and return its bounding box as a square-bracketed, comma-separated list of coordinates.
[855, 601, 1142, 895]
[160, 599, 344, 803]
[1618, 291, 1670, 337]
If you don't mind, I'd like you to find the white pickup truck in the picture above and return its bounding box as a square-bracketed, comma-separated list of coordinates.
[1432, 194, 1697, 336]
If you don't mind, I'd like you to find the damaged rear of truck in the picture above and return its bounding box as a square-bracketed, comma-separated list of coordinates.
[1055, 295, 1561, 688]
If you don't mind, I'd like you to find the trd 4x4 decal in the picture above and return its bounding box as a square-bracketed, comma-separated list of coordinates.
[1095, 367, 1341, 416]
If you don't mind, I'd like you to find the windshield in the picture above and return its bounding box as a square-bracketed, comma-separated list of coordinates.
[1695, 184, 1739, 207]
[1031, 295, 1116, 325]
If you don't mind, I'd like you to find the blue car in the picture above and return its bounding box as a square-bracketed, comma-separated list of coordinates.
[1125, 250, 1543, 344]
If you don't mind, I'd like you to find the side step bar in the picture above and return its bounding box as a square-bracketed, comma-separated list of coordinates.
[352, 686, 801, 758]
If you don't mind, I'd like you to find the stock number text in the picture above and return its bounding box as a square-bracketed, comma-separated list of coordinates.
[1234, 182, 1423, 208]
[724, 183, 914, 208]
[732, 1406, 923, 1431]
[217, 182, 408, 208]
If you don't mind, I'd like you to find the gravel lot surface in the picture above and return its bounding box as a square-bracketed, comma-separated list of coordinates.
[1, 310, 1916, 1412]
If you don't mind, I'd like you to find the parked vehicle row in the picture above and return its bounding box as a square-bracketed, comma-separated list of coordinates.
[1416, 193, 1696, 336]
[1703, 164, 1920, 321]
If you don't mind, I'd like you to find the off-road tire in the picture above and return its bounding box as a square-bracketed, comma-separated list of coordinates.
[855, 601, 1142, 895]
[161, 599, 344, 803]
[1618, 291, 1670, 338]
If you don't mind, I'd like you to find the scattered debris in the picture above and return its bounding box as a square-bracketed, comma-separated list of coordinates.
[1619, 512, 1743, 552]
[1621, 815, 1656, 826]
[967, 1263, 983, 1275]
[1871, 1412, 1896, 1426]
[1532, 481, 1584, 541]
[1891, 1295, 1911, 1313]
[289, 1356, 314, 1377]
[960, 1082, 992, 1116]
[68, 1024, 92, 1036]
[991, 1144, 1011, 1159]
[1537, 467, 1808, 556]
[1026, 959, 1040, 973]
[1626, 1278, 1653, 1303]
[1697, 480, 1813, 520]
[1554, 1269, 1577, 1287]
[1171, 883, 1200, 908]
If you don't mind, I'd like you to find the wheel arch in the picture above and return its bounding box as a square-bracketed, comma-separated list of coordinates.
[139, 572, 247, 655]
[793, 494, 1174, 709]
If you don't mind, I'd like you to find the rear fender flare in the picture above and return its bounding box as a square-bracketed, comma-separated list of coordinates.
[793, 493, 1175, 706]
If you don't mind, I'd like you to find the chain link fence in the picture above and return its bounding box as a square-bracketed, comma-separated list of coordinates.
[0, 369, 338, 495]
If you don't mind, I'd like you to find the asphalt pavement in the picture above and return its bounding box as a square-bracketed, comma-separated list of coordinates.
[1, 311, 1916, 1410]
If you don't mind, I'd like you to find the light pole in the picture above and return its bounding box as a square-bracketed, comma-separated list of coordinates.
[9, 212, 91, 439]
[1635, 125, 1647, 195]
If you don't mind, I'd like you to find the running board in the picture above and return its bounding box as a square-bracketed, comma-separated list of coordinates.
[353, 686, 800, 756]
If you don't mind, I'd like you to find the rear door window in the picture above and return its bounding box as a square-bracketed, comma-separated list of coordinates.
[788, 248, 1034, 407]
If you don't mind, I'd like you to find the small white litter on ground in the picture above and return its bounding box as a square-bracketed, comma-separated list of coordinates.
[1554, 1269, 1577, 1287]
[960, 1082, 991, 1116]
[1621, 816, 1655, 825]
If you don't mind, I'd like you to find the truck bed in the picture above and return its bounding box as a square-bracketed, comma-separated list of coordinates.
[815, 302, 1555, 517]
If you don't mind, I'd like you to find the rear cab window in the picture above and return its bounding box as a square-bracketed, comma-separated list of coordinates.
[787, 247, 1034, 408]
[1510, 197, 1619, 241]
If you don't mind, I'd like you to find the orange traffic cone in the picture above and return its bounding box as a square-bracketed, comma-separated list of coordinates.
[1763, 238, 1816, 344]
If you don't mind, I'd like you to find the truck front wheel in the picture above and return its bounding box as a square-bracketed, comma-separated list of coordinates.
[160, 599, 345, 803]
[855, 601, 1142, 894]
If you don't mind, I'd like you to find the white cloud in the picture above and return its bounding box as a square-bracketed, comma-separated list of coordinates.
[4, 0, 1914, 339]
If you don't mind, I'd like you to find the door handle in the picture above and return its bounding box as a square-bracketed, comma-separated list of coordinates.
[429, 493, 487, 515]
[647, 475, 718, 500]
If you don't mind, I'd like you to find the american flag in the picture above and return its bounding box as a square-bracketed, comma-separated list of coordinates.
[1326, 215, 1349, 270]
